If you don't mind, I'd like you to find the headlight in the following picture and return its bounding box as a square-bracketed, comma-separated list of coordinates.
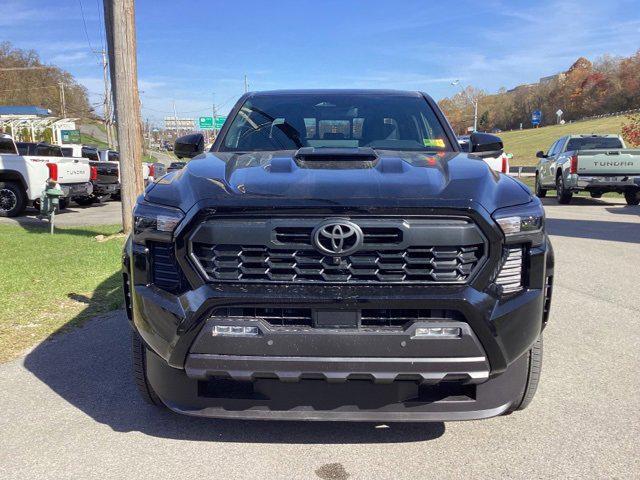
[492, 200, 544, 245]
[133, 199, 184, 239]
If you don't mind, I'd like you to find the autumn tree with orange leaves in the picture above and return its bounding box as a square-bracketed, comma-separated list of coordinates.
[439, 50, 640, 134]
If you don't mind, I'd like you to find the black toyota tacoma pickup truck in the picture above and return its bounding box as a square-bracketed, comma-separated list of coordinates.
[123, 90, 554, 421]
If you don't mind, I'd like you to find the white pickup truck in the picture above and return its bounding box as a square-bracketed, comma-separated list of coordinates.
[535, 134, 640, 205]
[0, 134, 93, 217]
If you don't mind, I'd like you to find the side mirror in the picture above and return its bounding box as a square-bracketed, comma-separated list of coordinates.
[174, 133, 204, 159]
[536, 150, 547, 159]
[469, 132, 503, 157]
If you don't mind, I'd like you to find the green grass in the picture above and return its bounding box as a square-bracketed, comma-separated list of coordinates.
[501, 116, 627, 166]
[142, 153, 157, 163]
[79, 133, 109, 149]
[0, 224, 124, 362]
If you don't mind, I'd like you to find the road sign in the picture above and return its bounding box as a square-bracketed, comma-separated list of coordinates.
[556, 109, 563, 117]
[214, 116, 226, 130]
[532, 110, 542, 127]
[198, 116, 214, 129]
[60, 129, 81, 144]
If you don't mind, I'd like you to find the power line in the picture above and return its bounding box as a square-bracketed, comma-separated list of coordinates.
[77, 0, 101, 58]
[95, 0, 106, 51]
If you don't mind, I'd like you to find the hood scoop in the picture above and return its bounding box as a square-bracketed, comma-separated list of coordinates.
[294, 147, 378, 162]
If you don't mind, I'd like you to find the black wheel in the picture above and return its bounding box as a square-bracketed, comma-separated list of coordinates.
[74, 196, 95, 206]
[131, 332, 164, 407]
[556, 174, 572, 204]
[624, 190, 640, 206]
[534, 173, 547, 198]
[58, 198, 69, 210]
[111, 192, 121, 201]
[0, 181, 27, 217]
[589, 192, 602, 199]
[515, 335, 543, 411]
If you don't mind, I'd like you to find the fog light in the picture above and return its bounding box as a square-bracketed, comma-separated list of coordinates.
[414, 327, 461, 338]
[213, 325, 260, 336]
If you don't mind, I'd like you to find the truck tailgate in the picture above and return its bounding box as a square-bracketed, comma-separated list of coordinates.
[89, 160, 119, 184]
[24, 156, 91, 183]
[576, 149, 640, 175]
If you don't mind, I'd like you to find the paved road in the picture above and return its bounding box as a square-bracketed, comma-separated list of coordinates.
[1, 197, 639, 479]
[0, 201, 122, 227]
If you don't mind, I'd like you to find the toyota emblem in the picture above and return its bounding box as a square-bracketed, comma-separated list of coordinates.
[312, 219, 363, 256]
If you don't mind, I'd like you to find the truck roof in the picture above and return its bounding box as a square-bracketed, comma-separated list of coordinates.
[566, 134, 620, 138]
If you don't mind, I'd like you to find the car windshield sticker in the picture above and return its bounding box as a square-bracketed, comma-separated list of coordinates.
[423, 138, 445, 148]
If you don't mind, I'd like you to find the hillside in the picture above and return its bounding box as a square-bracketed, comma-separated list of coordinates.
[0, 42, 92, 118]
[501, 115, 628, 166]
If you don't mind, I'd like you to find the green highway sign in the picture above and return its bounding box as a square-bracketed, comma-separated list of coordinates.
[214, 116, 226, 129]
[60, 129, 81, 144]
[198, 116, 214, 129]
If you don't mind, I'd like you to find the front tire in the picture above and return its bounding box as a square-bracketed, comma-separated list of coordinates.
[624, 189, 640, 206]
[131, 332, 164, 407]
[0, 181, 27, 217]
[556, 174, 572, 204]
[515, 335, 543, 411]
[535, 173, 547, 198]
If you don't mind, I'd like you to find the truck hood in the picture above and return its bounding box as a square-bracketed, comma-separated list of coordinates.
[146, 150, 532, 213]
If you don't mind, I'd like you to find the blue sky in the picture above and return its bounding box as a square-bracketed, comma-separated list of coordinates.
[2, 0, 639, 124]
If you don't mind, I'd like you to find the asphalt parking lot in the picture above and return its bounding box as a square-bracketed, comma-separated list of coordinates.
[1, 197, 639, 480]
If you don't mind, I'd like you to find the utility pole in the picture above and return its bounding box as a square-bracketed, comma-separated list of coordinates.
[59, 82, 66, 117]
[212, 92, 217, 140]
[451, 79, 478, 132]
[244, 74, 249, 93]
[173, 100, 178, 136]
[103, 0, 144, 234]
[473, 98, 478, 132]
[100, 49, 114, 149]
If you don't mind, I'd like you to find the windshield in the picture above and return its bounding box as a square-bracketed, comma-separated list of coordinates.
[221, 93, 452, 152]
[566, 137, 623, 151]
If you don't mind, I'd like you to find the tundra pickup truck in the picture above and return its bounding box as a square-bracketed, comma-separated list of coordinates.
[62, 145, 120, 204]
[0, 135, 93, 216]
[123, 90, 554, 421]
[535, 134, 640, 204]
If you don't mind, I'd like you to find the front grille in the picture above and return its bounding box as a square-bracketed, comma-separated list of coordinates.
[274, 226, 403, 246]
[361, 308, 464, 328]
[190, 217, 486, 285]
[193, 244, 483, 284]
[211, 307, 464, 330]
[213, 307, 313, 327]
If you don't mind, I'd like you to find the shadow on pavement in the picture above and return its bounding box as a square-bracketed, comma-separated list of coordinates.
[541, 196, 623, 207]
[23, 273, 445, 444]
[546, 217, 640, 243]
[605, 206, 640, 216]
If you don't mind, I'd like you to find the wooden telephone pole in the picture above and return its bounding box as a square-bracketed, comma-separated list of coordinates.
[103, 0, 144, 234]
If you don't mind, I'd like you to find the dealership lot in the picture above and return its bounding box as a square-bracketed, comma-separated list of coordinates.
[0, 198, 638, 480]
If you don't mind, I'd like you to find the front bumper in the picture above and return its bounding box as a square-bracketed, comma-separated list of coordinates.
[60, 181, 93, 198]
[123, 200, 553, 421]
[124, 240, 551, 421]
